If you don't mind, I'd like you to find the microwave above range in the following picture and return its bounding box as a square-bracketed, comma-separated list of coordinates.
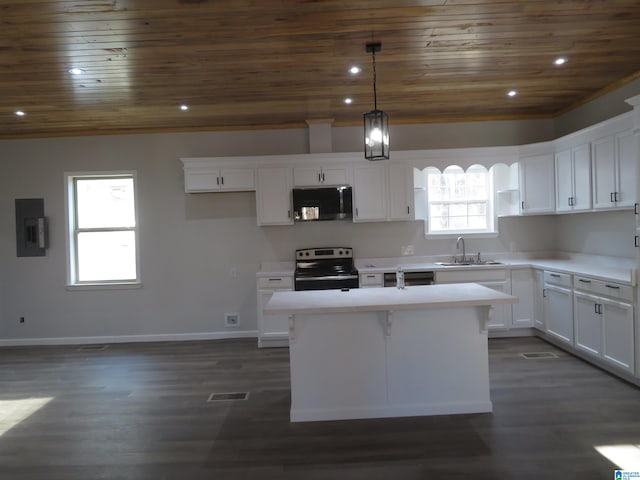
[292, 186, 352, 222]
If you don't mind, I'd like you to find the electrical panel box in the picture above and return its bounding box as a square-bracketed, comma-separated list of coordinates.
[15, 198, 48, 257]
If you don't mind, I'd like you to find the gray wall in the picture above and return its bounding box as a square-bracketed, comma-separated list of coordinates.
[554, 210, 636, 258]
[554, 78, 640, 137]
[0, 81, 637, 343]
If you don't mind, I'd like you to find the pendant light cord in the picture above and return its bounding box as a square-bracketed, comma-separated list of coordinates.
[372, 49, 377, 110]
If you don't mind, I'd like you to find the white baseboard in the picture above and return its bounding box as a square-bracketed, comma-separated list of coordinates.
[0, 330, 259, 347]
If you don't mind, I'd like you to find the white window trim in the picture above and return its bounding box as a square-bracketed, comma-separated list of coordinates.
[64, 171, 141, 290]
[423, 165, 498, 238]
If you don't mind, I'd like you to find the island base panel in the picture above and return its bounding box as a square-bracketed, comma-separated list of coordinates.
[289, 307, 492, 422]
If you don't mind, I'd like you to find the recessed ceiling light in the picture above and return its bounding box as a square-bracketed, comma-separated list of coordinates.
[349, 66, 361, 75]
[15, 110, 25, 116]
[344, 98, 353, 104]
[507, 90, 518, 97]
[68, 68, 85, 75]
[554, 57, 568, 66]
[180, 105, 189, 111]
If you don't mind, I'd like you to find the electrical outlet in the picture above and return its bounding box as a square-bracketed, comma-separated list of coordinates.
[19, 317, 25, 324]
[224, 313, 240, 327]
[401, 245, 415, 256]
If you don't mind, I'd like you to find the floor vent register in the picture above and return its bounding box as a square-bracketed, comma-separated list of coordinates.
[520, 352, 558, 359]
[207, 392, 250, 402]
[77, 344, 109, 352]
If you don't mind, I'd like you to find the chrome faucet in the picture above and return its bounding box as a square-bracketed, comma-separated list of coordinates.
[456, 236, 466, 263]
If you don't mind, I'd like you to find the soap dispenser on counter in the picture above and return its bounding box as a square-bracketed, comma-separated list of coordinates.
[396, 266, 405, 290]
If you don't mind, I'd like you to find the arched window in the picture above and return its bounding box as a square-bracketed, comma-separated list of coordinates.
[424, 164, 495, 234]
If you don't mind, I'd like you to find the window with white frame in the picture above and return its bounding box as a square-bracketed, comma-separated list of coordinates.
[425, 165, 495, 235]
[66, 173, 139, 285]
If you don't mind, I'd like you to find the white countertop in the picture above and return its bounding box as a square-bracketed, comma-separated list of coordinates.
[265, 283, 517, 315]
[256, 261, 295, 278]
[355, 254, 635, 286]
[258, 254, 636, 285]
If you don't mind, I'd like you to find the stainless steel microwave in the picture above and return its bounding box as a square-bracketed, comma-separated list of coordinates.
[292, 186, 353, 222]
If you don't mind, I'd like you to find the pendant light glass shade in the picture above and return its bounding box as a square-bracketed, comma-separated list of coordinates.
[364, 109, 389, 160]
[363, 42, 389, 160]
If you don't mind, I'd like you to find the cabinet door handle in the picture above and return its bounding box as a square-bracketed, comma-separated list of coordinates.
[594, 303, 598, 314]
[288, 209, 291, 218]
[578, 279, 591, 283]
[542, 288, 547, 298]
[614, 191, 619, 202]
[318, 173, 322, 183]
[521, 201, 525, 210]
[407, 206, 410, 215]
[216, 177, 220, 185]
[605, 284, 620, 290]
[635, 202, 639, 215]
[268, 278, 282, 282]
[220, 176, 224, 185]
[568, 197, 573, 207]
[549, 273, 561, 277]
[356, 207, 359, 217]
[322, 172, 325, 182]
[610, 192, 615, 203]
[366, 275, 376, 278]
[635, 235, 639, 248]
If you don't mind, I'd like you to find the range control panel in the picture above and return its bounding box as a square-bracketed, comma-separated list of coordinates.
[296, 247, 353, 260]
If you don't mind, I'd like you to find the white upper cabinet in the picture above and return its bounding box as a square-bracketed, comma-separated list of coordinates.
[388, 164, 415, 221]
[592, 130, 637, 209]
[555, 144, 591, 212]
[184, 167, 255, 193]
[256, 167, 293, 226]
[353, 164, 388, 222]
[616, 130, 637, 208]
[293, 165, 351, 187]
[519, 153, 555, 214]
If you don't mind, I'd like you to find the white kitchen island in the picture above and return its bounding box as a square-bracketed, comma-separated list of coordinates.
[265, 283, 517, 422]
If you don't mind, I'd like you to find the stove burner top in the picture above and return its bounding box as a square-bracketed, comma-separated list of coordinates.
[294, 247, 359, 291]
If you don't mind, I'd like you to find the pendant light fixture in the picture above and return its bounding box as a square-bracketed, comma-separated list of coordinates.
[363, 42, 389, 161]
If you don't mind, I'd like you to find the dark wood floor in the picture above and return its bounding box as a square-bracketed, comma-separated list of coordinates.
[0, 336, 638, 479]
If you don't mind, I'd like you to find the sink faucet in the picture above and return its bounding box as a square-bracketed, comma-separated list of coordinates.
[456, 236, 466, 263]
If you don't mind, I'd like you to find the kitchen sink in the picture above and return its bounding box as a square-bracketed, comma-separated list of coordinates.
[435, 261, 504, 267]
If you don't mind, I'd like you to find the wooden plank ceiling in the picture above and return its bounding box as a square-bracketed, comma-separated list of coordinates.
[2, 0, 640, 138]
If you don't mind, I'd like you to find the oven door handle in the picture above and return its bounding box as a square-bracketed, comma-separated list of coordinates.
[295, 275, 359, 281]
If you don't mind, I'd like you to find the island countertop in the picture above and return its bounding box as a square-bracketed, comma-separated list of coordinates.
[265, 283, 517, 316]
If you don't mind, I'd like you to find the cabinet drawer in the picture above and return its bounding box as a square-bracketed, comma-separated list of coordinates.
[436, 268, 507, 284]
[574, 276, 633, 302]
[257, 276, 293, 290]
[543, 271, 572, 287]
[360, 273, 383, 287]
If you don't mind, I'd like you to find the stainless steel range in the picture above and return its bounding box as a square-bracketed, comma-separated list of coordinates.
[294, 247, 359, 291]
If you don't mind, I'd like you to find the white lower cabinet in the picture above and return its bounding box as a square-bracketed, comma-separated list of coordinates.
[533, 270, 546, 332]
[510, 268, 535, 328]
[602, 297, 634, 373]
[543, 271, 574, 345]
[573, 276, 635, 374]
[257, 275, 293, 348]
[359, 273, 383, 288]
[435, 268, 511, 331]
[574, 291, 603, 356]
[480, 280, 511, 330]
